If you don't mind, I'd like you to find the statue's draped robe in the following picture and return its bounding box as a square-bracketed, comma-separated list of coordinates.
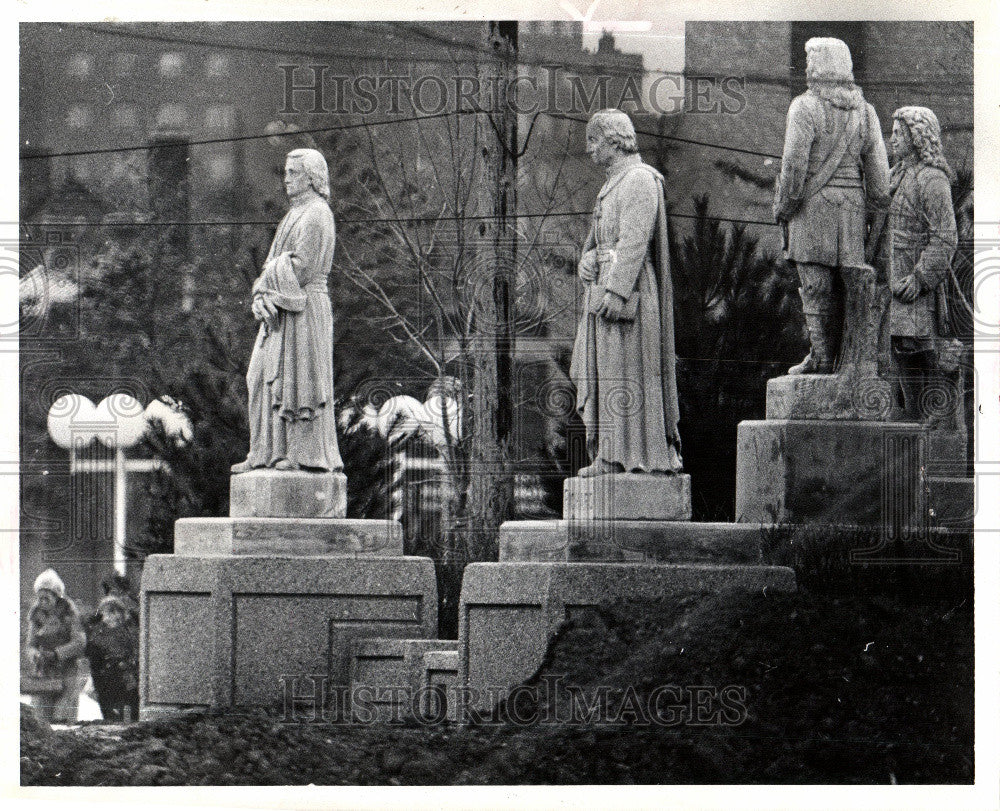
[569, 154, 683, 473]
[245, 196, 343, 471]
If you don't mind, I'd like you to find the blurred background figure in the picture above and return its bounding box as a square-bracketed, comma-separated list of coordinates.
[24, 569, 87, 724]
[84, 591, 140, 722]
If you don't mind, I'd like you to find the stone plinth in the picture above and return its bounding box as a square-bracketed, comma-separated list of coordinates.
[139, 554, 437, 718]
[735, 419, 926, 526]
[458, 561, 796, 717]
[229, 470, 347, 518]
[349, 638, 456, 722]
[174, 518, 402, 556]
[499, 520, 765, 563]
[564, 473, 691, 521]
[765, 374, 893, 421]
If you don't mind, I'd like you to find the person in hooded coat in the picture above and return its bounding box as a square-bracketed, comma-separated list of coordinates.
[773, 37, 891, 374]
[24, 569, 86, 723]
[84, 594, 140, 722]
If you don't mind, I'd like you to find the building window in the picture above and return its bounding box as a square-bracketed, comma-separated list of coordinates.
[158, 52, 186, 78]
[156, 104, 188, 129]
[205, 104, 235, 130]
[207, 154, 234, 182]
[111, 104, 140, 129]
[70, 156, 94, 182]
[66, 53, 92, 79]
[66, 105, 91, 129]
[205, 53, 229, 78]
[113, 52, 138, 76]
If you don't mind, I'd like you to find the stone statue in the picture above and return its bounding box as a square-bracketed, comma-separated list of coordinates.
[231, 148, 344, 473]
[773, 37, 891, 375]
[569, 108, 682, 477]
[883, 106, 960, 423]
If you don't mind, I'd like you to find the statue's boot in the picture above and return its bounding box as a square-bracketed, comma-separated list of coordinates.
[788, 313, 834, 375]
[577, 459, 624, 478]
[230, 459, 255, 474]
[273, 458, 300, 471]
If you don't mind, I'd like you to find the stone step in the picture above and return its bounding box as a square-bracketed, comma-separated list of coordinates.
[458, 561, 796, 719]
[421, 650, 460, 723]
[173, 517, 402, 556]
[499, 520, 765, 563]
[349, 638, 457, 723]
[926, 476, 974, 531]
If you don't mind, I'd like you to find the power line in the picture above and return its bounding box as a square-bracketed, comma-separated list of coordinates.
[23, 209, 779, 229]
[59, 21, 677, 81]
[542, 111, 783, 159]
[19, 110, 475, 161]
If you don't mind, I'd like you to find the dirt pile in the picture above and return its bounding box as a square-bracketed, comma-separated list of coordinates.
[21, 588, 972, 785]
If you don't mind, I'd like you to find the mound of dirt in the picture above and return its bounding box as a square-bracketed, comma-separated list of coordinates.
[21, 588, 972, 786]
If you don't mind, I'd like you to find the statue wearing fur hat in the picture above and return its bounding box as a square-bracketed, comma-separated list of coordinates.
[773, 37, 892, 374]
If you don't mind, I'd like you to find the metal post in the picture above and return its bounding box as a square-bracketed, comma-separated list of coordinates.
[114, 445, 127, 575]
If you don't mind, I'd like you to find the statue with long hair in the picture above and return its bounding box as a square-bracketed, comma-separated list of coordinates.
[569, 109, 682, 477]
[773, 37, 891, 375]
[231, 148, 343, 473]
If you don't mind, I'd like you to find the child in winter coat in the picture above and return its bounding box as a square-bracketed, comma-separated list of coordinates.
[24, 569, 87, 723]
[84, 593, 140, 721]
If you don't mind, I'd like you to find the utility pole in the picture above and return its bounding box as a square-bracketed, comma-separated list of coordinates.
[468, 21, 518, 561]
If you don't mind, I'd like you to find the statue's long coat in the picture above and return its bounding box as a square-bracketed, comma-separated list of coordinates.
[570, 154, 683, 473]
[773, 85, 890, 267]
[245, 195, 343, 470]
[885, 159, 957, 338]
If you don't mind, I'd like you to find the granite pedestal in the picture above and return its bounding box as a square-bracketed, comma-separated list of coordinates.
[499, 520, 765, 563]
[735, 419, 928, 526]
[564, 473, 691, 521]
[229, 470, 347, 518]
[140, 554, 437, 718]
[765, 374, 893, 421]
[174, 517, 402, 556]
[457, 561, 797, 716]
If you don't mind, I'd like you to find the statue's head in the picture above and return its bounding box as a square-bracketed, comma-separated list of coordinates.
[285, 148, 331, 201]
[891, 106, 951, 175]
[805, 37, 855, 84]
[586, 109, 639, 166]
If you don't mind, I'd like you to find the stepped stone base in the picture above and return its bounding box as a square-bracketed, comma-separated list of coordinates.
[457, 561, 796, 717]
[139, 554, 437, 719]
[564, 473, 691, 521]
[349, 638, 457, 722]
[422, 650, 460, 723]
[174, 517, 402, 556]
[736, 419, 927, 526]
[230, 470, 347, 518]
[499, 520, 765, 563]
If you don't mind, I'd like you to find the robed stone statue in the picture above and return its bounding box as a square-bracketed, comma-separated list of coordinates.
[569, 109, 683, 478]
[231, 148, 344, 473]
